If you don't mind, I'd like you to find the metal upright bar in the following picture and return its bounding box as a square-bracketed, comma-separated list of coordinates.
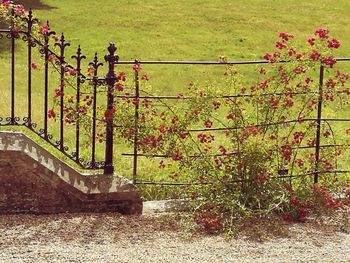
[89, 53, 102, 168]
[10, 13, 15, 124]
[132, 64, 140, 184]
[103, 43, 119, 175]
[27, 24, 32, 125]
[72, 46, 85, 163]
[314, 64, 324, 184]
[23, 9, 37, 127]
[42, 21, 54, 138]
[55, 33, 70, 151]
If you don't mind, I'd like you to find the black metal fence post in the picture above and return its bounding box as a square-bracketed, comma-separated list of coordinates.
[23, 9, 37, 127]
[55, 33, 70, 151]
[314, 63, 324, 184]
[89, 53, 103, 169]
[133, 61, 140, 184]
[103, 43, 119, 175]
[72, 46, 86, 162]
[9, 8, 15, 124]
[41, 21, 55, 139]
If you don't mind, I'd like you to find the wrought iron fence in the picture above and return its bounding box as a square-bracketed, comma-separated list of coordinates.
[0, 9, 349, 187]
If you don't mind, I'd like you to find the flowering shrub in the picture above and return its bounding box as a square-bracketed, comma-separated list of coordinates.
[58, 28, 350, 230]
[114, 29, 350, 231]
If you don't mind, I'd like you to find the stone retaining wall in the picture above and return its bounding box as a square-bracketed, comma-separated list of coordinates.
[0, 132, 142, 214]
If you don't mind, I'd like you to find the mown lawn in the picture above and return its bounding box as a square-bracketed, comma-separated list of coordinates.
[16, 0, 350, 95]
[29, 0, 350, 60]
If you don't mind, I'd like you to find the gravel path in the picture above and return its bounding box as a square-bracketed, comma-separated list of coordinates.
[0, 213, 350, 263]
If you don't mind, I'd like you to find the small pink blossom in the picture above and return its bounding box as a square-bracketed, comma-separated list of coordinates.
[327, 38, 340, 49]
[279, 32, 293, 41]
[307, 37, 316, 46]
[315, 28, 329, 39]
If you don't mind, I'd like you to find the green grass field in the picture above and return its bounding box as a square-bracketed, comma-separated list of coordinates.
[1, 0, 350, 199]
[21, 0, 350, 94]
[29, 0, 350, 60]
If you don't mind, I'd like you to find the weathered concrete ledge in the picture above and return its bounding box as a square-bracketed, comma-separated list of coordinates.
[0, 131, 142, 215]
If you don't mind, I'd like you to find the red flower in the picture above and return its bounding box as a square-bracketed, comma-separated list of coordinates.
[297, 208, 308, 222]
[307, 37, 316, 46]
[323, 130, 331, 138]
[65, 68, 76, 76]
[159, 161, 165, 169]
[290, 196, 300, 207]
[3, 1, 11, 9]
[292, 131, 305, 144]
[288, 49, 295, 56]
[14, 4, 25, 15]
[104, 107, 116, 120]
[259, 67, 266, 74]
[269, 134, 277, 140]
[171, 116, 178, 124]
[212, 100, 221, 110]
[322, 56, 336, 67]
[87, 65, 95, 77]
[219, 145, 227, 155]
[178, 131, 189, 139]
[309, 50, 320, 61]
[172, 152, 182, 161]
[281, 144, 292, 162]
[258, 80, 269, 89]
[263, 52, 280, 63]
[226, 112, 234, 120]
[133, 63, 141, 72]
[295, 53, 303, 59]
[326, 79, 336, 88]
[193, 107, 201, 115]
[195, 211, 222, 232]
[38, 24, 49, 35]
[307, 98, 318, 110]
[275, 41, 287, 49]
[197, 133, 215, 143]
[31, 62, 38, 70]
[279, 32, 293, 41]
[324, 92, 334, 101]
[269, 97, 279, 109]
[114, 83, 124, 92]
[346, 128, 350, 135]
[255, 173, 270, 184]
[48, 108, 56, 119]
[295, 159, 304, 167]
[204, 119, 213, 128]
[263, 53, 271, 61]
[284, 98, 294, 108]
[48, 54, 57, 62]
[141, 74, 149, 81]
[327, 38, 340, 49]
[117, 71, 126, 82]
[314, 28, 329, 39]
[244, 125, 261, 136]
[158, 125, 168, 133]
[54, 88, 64, 98]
